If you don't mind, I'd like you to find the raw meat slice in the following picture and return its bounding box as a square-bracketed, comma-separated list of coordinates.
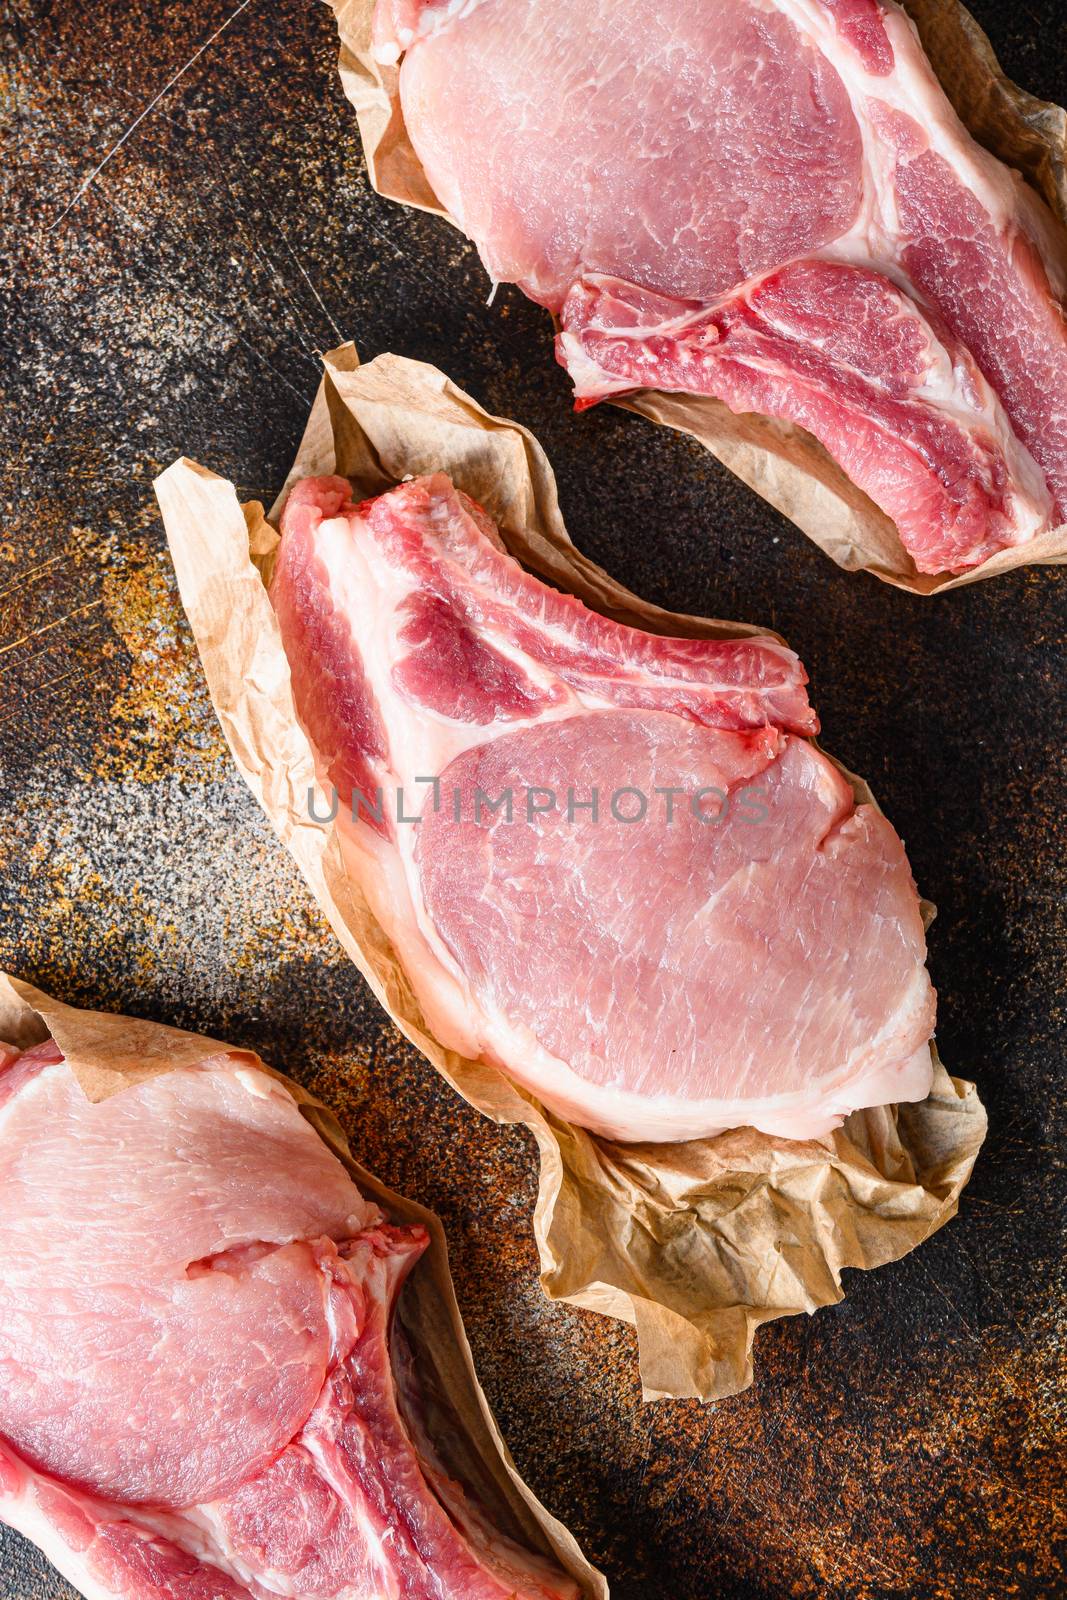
[560, 266, 1052, 575]
[0, 1040, 578, 1600]
[270, 472, 935, 1142]
[374, 0, 1067, 573]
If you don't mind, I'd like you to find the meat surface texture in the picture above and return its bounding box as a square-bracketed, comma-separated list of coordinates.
[271, 473, 936, 1143]
[0, 1040, 577, 1600]
[374, 0, 1067, 574]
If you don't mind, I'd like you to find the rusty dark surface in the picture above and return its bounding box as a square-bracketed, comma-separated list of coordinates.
[1, 1, 1065, 1596]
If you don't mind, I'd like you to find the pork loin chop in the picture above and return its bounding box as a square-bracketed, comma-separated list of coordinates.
[270, 473, 935, 1143]
[0, 1039, 577, 1600]
[375, 0, 1067, 574]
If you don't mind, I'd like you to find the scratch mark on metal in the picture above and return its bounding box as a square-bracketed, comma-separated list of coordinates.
[0, 599, 104, 660]
[913, 1253, 1056, 1451]
[0, 663, 107, 731]
[226, 143, 346, 347]
[276, 228, 346, 346]
[84, 187, 317, 409]
[716, 1394, 799, 1530]
[0, 555, 66, 604]
[50, 0, 261, 229]
[627, 1406, 660, 1516]
[8, 620, 108, 683]
[656, 1413, 718, 1519]
[209, 160, 326, 359]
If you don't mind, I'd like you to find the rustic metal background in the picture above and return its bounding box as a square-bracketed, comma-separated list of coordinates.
[2, 1, 1064, 1596]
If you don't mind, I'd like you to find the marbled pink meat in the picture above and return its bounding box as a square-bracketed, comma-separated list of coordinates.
[375, 0, 1067, 573]
[0, 1041, 577, 1600]
[561, 265, 1050, 574]
[271, 473, 935, 1142]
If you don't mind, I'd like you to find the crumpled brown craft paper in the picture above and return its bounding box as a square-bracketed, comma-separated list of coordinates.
[0, 970, 605, 1598]
[326, 0, 1067, 593]
[155, 347, 987, 1400]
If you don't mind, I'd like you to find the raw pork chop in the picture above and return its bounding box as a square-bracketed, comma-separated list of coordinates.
[373, 0, 1067, 574]
[271, 473, 935, 1142]
[0, 1039, 577, 1600]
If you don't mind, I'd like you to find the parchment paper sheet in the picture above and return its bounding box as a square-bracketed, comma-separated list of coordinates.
[156, 348, 987, 1400]
[0, 970, 606, 1597]
[326, 0, 1067, 592]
